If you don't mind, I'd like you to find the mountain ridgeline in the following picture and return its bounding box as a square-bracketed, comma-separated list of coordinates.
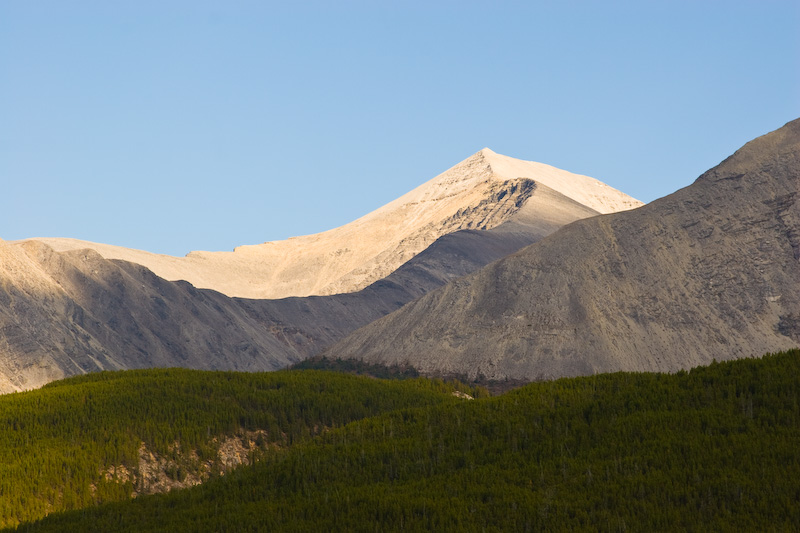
[0, 150, 640, 392]
[326, 119, 800, 379]
[25, 148, 639, 300]
[2, 122, 800, 532]
[3, 120, 800, 392]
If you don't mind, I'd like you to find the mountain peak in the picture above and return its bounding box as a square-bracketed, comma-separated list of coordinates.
[326, 119, 800, 381]
[698, 117, 800, 185]
[17, 149, 640, 299]
[473, 148, 643, 215]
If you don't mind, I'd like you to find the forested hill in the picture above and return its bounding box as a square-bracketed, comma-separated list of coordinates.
[0, 369, 476, 528]
[11, 350, 800, 532]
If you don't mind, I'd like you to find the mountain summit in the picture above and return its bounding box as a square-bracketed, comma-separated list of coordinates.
[23, 150, 641, 299]
[326, 119, 800, 379]
[0, 150, 640, 392]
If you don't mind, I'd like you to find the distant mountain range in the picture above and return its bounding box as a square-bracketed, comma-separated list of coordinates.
[4, 122, 799, 532]
[327, 119, 800, 379]
[3, 119, 798, 393]
[0, 149, 639, 392]
[28, 148, 640, 299]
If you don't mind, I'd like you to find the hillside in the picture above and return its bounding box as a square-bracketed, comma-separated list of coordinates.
[326, 119, 800, 379]
[0, 368, 473, 528]
[11, 350, 800, 532]
[21, 149, 641, 299]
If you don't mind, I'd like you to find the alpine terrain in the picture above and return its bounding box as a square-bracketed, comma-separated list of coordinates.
[0, 150, 640, 392]
[326, 119, 800, 380]
[25, 148, 640, 299]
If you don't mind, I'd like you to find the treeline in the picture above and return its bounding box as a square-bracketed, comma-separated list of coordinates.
[292, 355, 422, 380]
[293, 356, 498, 396]
[0, 368, 468, 528]
[12, 350, 800, 532]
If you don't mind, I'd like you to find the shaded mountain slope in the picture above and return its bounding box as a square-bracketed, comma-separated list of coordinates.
[326, 119, 800, 380]
[24, 149, 641, 299]
[243, 180, 605, 358]
[0, 175, 611, 392]
[0, 240, 292, 392]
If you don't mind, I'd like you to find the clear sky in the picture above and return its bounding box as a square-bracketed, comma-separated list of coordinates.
[2, 1, 799, 256]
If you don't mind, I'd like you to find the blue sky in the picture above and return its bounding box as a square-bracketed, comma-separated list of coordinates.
[3, 1, 799, 256]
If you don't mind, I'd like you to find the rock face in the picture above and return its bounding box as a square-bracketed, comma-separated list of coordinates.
[25, 149, 641, 299]
[1, 152, 637, 392]
[326, 119, 800, 380]
[99, 431, 270, 498]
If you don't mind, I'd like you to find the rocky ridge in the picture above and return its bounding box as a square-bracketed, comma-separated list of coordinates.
[0, 151, 636, 392]
[325, 119, 800, 379]
[25, 149, 641, 299]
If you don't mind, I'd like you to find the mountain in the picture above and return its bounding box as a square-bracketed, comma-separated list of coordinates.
[0, 151, 639, 392]
[0, 239, 294, 393]
[24, 148, 641, 299]
[326, 119, 800, 380]
[0, 227, 528, 394]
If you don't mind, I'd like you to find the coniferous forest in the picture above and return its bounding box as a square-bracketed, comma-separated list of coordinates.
[0, 369, 476, 529]
[4, 350, 800, 532]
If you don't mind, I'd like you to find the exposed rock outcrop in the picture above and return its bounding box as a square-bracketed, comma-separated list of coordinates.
[98, 431, 269, 498]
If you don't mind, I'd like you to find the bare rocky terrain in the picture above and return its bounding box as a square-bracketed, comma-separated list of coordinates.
[326, 119, 800, 380]
[26, 149, 640, 299]
[0, 151, 637, 392]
